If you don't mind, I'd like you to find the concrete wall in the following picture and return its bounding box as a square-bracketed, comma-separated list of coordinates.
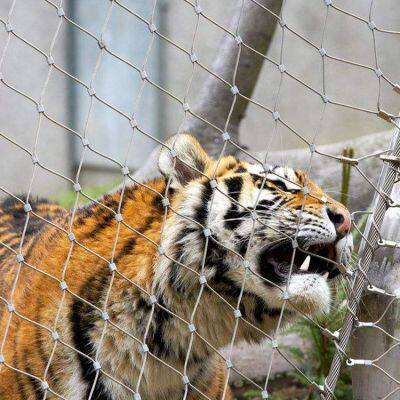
[0, 0, 71, 197]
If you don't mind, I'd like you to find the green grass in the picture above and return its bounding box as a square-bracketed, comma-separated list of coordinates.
[51, 181, 118, 209]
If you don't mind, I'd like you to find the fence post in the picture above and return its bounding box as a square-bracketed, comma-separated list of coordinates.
[323, 122, 400, 399]
[351, 172, 400, 398]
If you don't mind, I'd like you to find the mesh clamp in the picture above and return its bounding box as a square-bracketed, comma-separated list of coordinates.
[380, 154, 400, 165]
[109, 262, 117, 272]
[319, 196, 327, 204]
[121, 166, 130, 175]
[209, 179, 218, 188]
[367, 284, 386, 295]
[378, 239, 400, 249]
[93, 361, 101, 370]
[378, 109, 394, 122]
[337, 263, 353, 278]
[230, 85, 239, 95]
[338, 156, 358, 166]
[87, 86, 96, 96]
[32, 154, 39, 164]
[222, 132, 230, 141]
[203, 228, 212, 237]
[141, 343, 149, 354]
[235, 35, 242, 44]
[101, 311, 109, 321]
[283, 291, 290, 300]
[346, 358, 373, 366]
[68, 232, 75, 242]
[162, 198, 170, 207]
[355, 321, 374, 328]
[322, 328, 340, 341]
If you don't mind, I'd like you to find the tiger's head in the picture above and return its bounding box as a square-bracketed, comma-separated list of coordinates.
[157, 134, 353, 318]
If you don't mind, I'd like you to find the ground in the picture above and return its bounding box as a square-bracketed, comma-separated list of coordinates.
[232, 374, 311, 400]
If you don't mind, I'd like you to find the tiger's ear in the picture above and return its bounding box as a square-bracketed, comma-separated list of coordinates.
[158, 134, 210, 189]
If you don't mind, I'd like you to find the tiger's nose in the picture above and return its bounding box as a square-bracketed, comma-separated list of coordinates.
[327, 206, 351, 238]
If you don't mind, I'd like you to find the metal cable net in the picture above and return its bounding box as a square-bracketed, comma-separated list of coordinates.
[0, 0, 399, 399]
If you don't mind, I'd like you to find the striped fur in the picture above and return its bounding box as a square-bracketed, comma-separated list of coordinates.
[0, 134, 352, 399]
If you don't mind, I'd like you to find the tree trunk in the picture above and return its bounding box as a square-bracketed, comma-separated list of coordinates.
[182, 0, 283, 157]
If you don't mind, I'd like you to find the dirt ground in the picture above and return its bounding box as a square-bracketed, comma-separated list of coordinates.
[231, 374, 311, 400]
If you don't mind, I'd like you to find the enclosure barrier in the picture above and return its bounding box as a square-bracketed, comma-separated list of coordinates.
[1, 0, 400, 399]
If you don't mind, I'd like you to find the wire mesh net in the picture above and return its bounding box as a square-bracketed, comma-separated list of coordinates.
[1, 0, 400, 399]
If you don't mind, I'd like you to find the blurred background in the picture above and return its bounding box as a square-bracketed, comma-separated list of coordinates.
[1, 0, 399, 198]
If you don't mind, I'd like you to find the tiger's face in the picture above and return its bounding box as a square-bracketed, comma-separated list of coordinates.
[158, 134, 353, 318]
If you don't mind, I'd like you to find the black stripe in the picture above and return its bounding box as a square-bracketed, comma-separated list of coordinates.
[194, 182, 213, 226]
[224, 176, 244, 230]
[235, 166, 247, 173]
[168, 228, 197, 294]
[24, 354, 43, 400]
[70, 273, 112, 400]
[148, 297, 173, 359]
[13, 329, 28, 400]
[225, 176, 243, 202]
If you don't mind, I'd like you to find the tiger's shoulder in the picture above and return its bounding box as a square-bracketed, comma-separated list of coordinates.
[0, 195, 68, 323]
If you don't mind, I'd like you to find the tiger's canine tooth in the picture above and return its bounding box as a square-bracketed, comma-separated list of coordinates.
[299, 255, 311, 271]
[323, 272, 329, 280]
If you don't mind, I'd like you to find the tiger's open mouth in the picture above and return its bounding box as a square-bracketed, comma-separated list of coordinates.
[259, 241, 341, 284]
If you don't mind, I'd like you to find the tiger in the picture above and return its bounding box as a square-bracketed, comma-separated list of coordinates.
[0, 134, 353, 400]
